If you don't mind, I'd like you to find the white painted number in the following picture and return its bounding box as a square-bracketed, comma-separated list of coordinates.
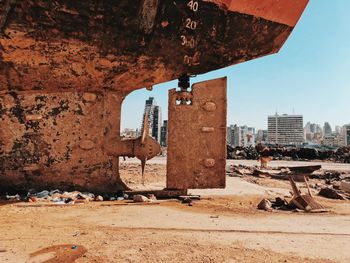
[180, 35, 196, 48]
[183, 54, 200, 66]
[187, 0, 199, 12]
[185, 18, 197, 30]
[183, 55, 192, 65]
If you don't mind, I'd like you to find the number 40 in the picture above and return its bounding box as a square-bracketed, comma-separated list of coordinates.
[187, 0, 199, 12]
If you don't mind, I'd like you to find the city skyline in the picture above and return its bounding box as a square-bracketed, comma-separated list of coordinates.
[122, 1, 350, 131]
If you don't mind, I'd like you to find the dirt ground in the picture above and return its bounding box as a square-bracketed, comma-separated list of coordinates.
[1, 158, 350, 263]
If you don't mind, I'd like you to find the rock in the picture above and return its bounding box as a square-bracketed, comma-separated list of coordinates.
[319, 188, 347, 200]
[146, 194, 157, 201]
[36, 190, 49, 198]
[340, 181, 350, 193]
[49, 189, 62, 195]
[6, 194, 20, 201]
[77, 193, 93, 201]
[181, 197, 193, 204]
[51, 193, 62, 199]
[29, 196, 38, 202]
[257, 199, 272, 211]
[332, 181, 341, 190]
[95, 195, 104, 201]
[133, 195, 149, 203]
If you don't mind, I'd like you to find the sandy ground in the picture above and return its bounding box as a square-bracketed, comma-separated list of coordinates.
[1, 158, 350, 263]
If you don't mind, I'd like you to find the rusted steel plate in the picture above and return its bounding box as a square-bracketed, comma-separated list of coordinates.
[0, 0, 308, 93]
[167, 77, 227, 189]
[0, 91, 126, 193]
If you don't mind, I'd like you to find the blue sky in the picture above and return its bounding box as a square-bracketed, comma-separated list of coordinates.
[122, 1, 350, 131]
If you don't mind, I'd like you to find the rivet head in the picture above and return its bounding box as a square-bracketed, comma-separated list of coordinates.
[25, 114, 43, 122]
[80, 140, 95, 150]
[83, 93, 97, 102]
[23, 164, 40, 171]
[203, 159, 215, 168]
[201, 127, 215, 133]
[202, 102, 217, 112]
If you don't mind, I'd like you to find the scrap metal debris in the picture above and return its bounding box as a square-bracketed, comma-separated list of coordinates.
[288, 175, 326, 212]
[227, 145, 350, 163]
[258, 176, 327, 213]
[319, 187, 350, 200]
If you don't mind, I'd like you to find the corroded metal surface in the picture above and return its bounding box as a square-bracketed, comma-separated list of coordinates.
[0, 1, 309, 192]
[167, 77, 227, 189]
[0, 0, 308, 93]
[0, 91, 126, 192]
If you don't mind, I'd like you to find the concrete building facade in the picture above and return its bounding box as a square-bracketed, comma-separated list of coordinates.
[160, 120, 168, 147]
[323, 122, 332, 137]
[141, 97, 162, 143]
[241, 125, 255, 147]
[268, 114, 304, 145]
[344, 125, 350, 146]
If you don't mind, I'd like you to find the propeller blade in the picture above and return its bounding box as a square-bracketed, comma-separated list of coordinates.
[141, 158, 147, 186]
[141, 112, 149, 145]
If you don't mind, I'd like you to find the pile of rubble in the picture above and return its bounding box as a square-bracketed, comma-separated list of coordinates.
[227, 145, 350, 163]
[2, 190, 200, 206]
[4, 189, 128, 204]
[227, 145, 259, 160]
[229, 164, 350, 203]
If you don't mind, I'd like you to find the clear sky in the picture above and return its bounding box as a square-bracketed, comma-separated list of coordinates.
[122, 1, 350, 131]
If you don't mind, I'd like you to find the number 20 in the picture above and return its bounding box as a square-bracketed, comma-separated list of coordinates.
[185, 18, 197, 30]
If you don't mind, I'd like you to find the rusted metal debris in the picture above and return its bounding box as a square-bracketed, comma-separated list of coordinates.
[0, 1, 309, 192]
[0, 0, 308, 92]
[124, 189, 187, 199]
[288, 175, 326, 212]
[228, 146, 350, 163]
[319, 187, 349, 200]
[167, 78, 227, 189]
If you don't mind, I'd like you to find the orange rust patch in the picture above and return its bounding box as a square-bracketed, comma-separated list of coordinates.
[30, 244, 87, 263]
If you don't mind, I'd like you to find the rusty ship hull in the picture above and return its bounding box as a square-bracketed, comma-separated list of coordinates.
[0, 0, 308, 193]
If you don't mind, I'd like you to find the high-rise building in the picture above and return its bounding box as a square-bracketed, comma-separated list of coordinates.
[268, 114, 304, 145]
[304, 122, 323, 144]
[343, 124, 350, 146]
[227, 124, 256, 147]
[323, 122, 332, 136]
[335, 125, 342, 135]
[160, 120, 168, 147]
[322, 134, 345, 147]
[226, 125, 234, 146]
[240, 125, 255, 147]
[256, 129, 268, 143]
[141, 97, 162, 143]
[121, 128, 138, 138]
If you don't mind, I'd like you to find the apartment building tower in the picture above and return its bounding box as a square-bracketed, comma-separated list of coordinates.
[141, 97, 162, 143]
[268, 114, 304, 145]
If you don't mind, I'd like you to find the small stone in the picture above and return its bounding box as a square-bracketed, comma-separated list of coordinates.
[133, 195, 149, 203]
[95, 195, 104, 201]
[146, 194, 157, 201]
[29, 196, 38, 203]
[257, 199, 272, 211]
[182, 198, 192, 204]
